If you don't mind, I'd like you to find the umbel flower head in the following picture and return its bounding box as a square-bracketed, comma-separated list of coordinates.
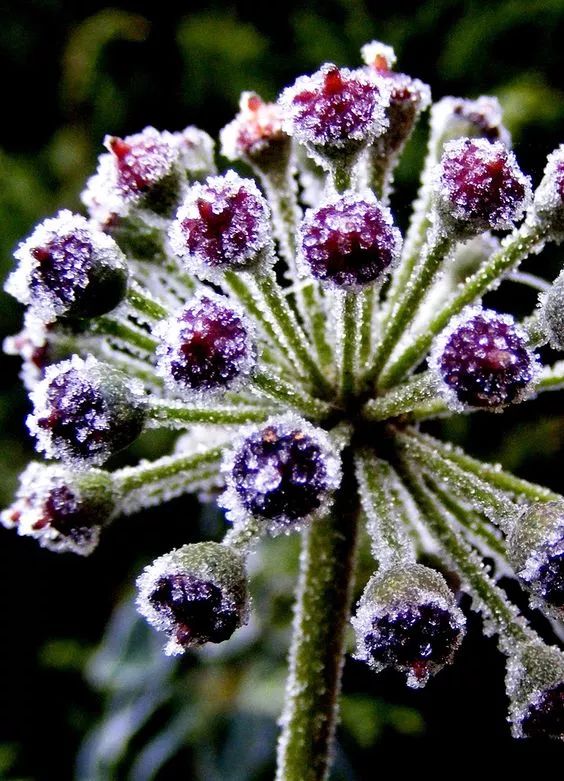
[4, 38, 564, 774]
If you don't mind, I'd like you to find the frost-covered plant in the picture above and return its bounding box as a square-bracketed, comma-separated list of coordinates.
[4, 40, 564, 777]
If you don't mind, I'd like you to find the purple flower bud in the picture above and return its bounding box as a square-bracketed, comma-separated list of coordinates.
[221, 414, 341, 534]
[171, 125, 216, 180]
[435, 138, 531, 238]
[298, 192, 402, 288]
[5, 211, 128, 321]
[506, 639, 564, 741]
[170, 171, 272, 279]
[431, 96, 511, 147]
[1, 462, 115, 555]
[136, 542, 249, 655]
[429, 308, 538, 410]
[533, 145, 564, 240]
[508, 502, 564, 620]
[28, 355, 147, 467]
[278, 63, 390, 166]
[220, 92, 289, 166]
[352, 564, 465, 688]
[156, 292, 255, 397]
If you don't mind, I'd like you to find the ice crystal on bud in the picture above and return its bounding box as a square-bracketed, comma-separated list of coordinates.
[4, 40, 564, 752]
[221, 414, 341, 534]
[155, 291, 255, 397]
[430, 308, 538, 410]
[298, 192, 402, 288]
[170, 171, 272, 279]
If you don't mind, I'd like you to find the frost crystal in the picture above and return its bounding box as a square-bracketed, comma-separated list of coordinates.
[220, 92, 288, 163]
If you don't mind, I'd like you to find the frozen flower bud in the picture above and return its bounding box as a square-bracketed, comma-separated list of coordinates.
[532, 145, 564, 241]
[539, 268, 564, 349]
[221, 414, 342, 534]
[155, 292, 255, 397]
[170, 171, 273, 280]
[506, 639, 564, 740]
[28, 355, 147, 467]
[434, 138, 532, 239]
[507, 502, 564, 619]
[5, 211, 128, 321]
[430, 308, 538, 411]
[430, 96, 511, 149]
[352, 563, 466, 688]
[361, 41, 431, 161]
[2, 462, 115, 555]
[298, 192, 402, 288]
[220, 92, 290, 168]
[136, 541, 249, 655]
[171, 125, 216, 180]
[278, 63, 390, 168]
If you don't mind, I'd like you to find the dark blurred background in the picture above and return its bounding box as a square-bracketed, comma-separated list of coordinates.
[2, 0, 564, 778]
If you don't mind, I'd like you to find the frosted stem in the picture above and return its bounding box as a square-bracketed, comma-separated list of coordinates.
[252, 370, 332, 419]
[126, 281, 168, 320]
[302, 283, 334, 370]
[338, 290, 360, 401]
[401, 462, 532, 643]
[90, 316, 158, 355]
[366, 232, 454, 386]
[362, 372, 438, 421]
[114, 447, 223, 495]
[358, 287, 375, 368]
[379, 221, 548, 389]
[275, 450, 359, 781]
[146, 400, 272, 427]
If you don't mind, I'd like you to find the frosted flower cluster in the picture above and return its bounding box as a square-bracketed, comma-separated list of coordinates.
[3, 40, 564, 753]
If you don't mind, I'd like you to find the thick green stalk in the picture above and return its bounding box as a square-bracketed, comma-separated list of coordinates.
[362, 372, 437, 421]
[252, 370, 332, 420]
[379, 221, 547, 389]
[91, 316, 158, 354]
[114, 447, 223, 494]
[339, 290, 360, 401]
[126, 283, 168, 320]
[358, 287, 375, 368]
[275, 451, 359, 781]
[146, 401, 271, 427]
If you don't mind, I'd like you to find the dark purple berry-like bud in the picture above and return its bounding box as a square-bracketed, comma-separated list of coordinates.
[278, 63, 390, 167]
[508, 502, 564, 619]
[506, 639, 564, 741]
[222, 415, 341, 534]
[533, 145, 564, 241]
[5, 211, 128, 321]
[156, 292, 255, 397]
[298, 192, 402, 288]
[352, 564, 465, 688]
[170, 171, 272, 279]
[136, 542, 249, 655]
[220, 92, 289, 167]
[430, 308, 538, 410]
[435, 138, 531, 238]
[1, 463, 115, 555]
[28, 355, 147, 467]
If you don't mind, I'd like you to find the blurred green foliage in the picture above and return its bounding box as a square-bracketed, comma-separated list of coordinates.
[3, 0, 564, 778]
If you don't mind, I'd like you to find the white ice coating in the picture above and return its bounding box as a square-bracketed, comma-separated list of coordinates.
[360, 40, 397, 70]
[428, 306, 541, 413]
[430, 95, 511, 149]
[5, 210, 127, 321]
[169, 170, 274, 282]
[171, 125, 217, 178]
[538, 269, 564, 350]
[0, 462, 103, 555]
[154, 289, 257, 400]
[532, 144, 564, 240]
[220, 412, 342, 536]
[81, 153, 125, 225]
[220, 92, 286, 162]
[4, 310, 52, 391]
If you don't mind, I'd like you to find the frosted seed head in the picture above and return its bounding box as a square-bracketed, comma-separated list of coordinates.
[171, 126, 216, 180]
[155, 291, 256, 398]
[434, 138, 532, 239]
[430, 96, 511, 150]
[27, 354, 147, 468]
[169, 171, 273, 280]
[136, 541, 249, 655]
[1, 462, 115, 555]
[221, 413, 342, 535]
[220, 92, 290, 168]
[352, 563, 465, 688]
[278, 63, 390, 167]
[505, 639, 564, 740]
[429, 307, 538, 411]
[5, 211, 128, 321]
[539, 269, 564, 349]
[532, 145, 564, 241]
[298, 191, 402, 289]
[507, 502, 564, 619]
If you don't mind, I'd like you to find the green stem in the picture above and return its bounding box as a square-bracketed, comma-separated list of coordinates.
[401, 463, 531, 643]
[339, 291, 360, 401]
[146, 401, 271, 427]
[366, 232, 454, 386]
[114, 447, 223, 494]
[362, 372, 438, 421]
[126, 283, 168, 320]
[331, 162, 352, 193]
[358, 287, 375, 368]
[379, 221, 548, 389]
[252, 370, 332, 420]
[90, 316, 158, 354]
[275, 450, 359, 781]
[302, 283, 334, 370]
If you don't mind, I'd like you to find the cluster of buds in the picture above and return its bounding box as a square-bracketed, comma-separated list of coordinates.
[4, 40, 564, 765]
